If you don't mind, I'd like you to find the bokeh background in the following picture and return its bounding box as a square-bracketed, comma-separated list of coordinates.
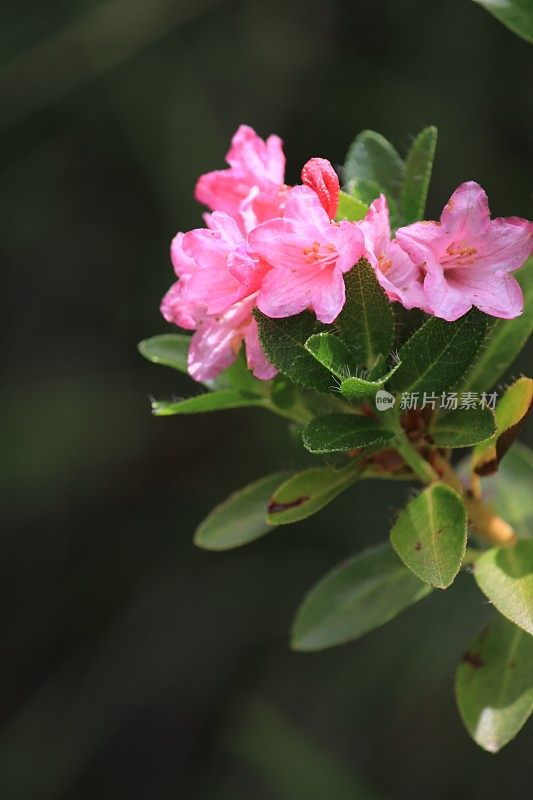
[2, 1, 532, 798]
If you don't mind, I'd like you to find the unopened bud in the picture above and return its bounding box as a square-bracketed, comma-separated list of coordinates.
[301, 157, 340, 220]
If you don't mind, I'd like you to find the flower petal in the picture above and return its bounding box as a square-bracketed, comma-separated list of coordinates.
[359, 194, 391, 268]
[188, 319, 238, 381]
[283, 185, 331, 231]
[469, 216, 533, 273]
[452, 268, 524, 319]
[378, 242, 430, 311]
[185, 267, 245, 315]
[243, 318, 277, 379]
[440, 181, 491, 241]
[160, 281, 196, 330]
[395, 221, 444, 269]
[170, 232, 196, 279]
[423, 270, 473, 321]
[194, 170, 250, 218]
[226, 125, 285, 184]
[248, 218, 312, 271]
[257, 262, 345, 324]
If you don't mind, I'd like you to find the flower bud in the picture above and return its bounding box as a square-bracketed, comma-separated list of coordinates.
[301, 157, 340, 220]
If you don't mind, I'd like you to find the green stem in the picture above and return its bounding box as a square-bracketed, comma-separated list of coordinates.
[392, 427, 439, 484]
[263, 399, 313, 426]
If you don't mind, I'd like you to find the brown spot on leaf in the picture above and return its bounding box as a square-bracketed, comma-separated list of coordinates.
[462, 651, 484, 669]
[415, 541, 422, 551]
[268, 496, 310, 515]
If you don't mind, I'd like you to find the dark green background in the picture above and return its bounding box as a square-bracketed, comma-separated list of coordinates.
[1, 1, 532, 797]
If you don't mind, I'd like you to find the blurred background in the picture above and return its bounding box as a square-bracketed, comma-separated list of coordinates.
[1, 1, 532, 797]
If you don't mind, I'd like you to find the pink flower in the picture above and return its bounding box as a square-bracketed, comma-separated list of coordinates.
[188, 294, 276, 382]
[249, 186, 365, 324]
[161, 212, 276, 382]
[396, 182, 533, 321]
[301, 158, 340, 220]
[160, 233, 198, 330]
[195, 125, 287, 232]
[359, 195, 430, 312]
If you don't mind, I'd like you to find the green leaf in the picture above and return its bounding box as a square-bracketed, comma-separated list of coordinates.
[472, 377, 533, 476]
[302, 413, 394, 454]
[390, 483, 467, 589]
[347, 178, 401, 228]
[291, 542, 432, 650]
[138, 333, 190, 372]
[460, 258, 533, 392]
[335, 190, 369, 222]
[343, 130, 405, 203]
[431, 407, 496, 447]
[486, 443, 533, 539]
[401, 126, 438, 224]
[194, 472, 291, 550]
[304, 332, 356, 380]
[266, 465, 359, 525]
[456, 616, 533, 753]
[335, 259, 395, 369]
[254, 311, 333, 394]
[472, 0, 533, 44]
[389, 309, 488, 394]
[473, 541, 533, 636]
[339, 362, 401, 402]
[151, 388, 265, 415]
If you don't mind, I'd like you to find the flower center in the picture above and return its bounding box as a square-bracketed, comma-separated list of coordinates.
[302, 240, 337, 267]
[442, 242, 477, 267]
[378, 253, 392, 274]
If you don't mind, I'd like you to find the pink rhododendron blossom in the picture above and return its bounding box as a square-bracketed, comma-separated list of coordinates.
[250, 186, 365, 324]
[160, 233, 198, 330]
[360, 195, 430, 312]
[195, 125, 287, 232]
[396, 181, 533, 321]
[301, 157, 340, 220]
[188, 293, 275, 382]
[161, 212, 275, 382]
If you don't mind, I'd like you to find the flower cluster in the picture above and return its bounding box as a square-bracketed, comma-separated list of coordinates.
[161, 125, 532, 382]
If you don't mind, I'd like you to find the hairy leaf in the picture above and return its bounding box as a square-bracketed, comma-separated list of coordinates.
[151, 389, 265, 415]
[254, 311, 333, 394]
[292, 542, 432, 650]
[343, 130, 405, 202]
[138, 333, 190, 372]
[456, 616, 533, 752]
[194, 472, 291, 550]
[302, 413, 394, 454]
[339, 362, 401, 402]
[335, 259, 395, 368]
[266, 465, 359, 525]
[472, 377, 533, 476]
[389, 309, 487, 394]
[390, 483, 467, 588]
[305, 333, 356, 380]
[336, 190, 369, 222]
[401, 126, 438, 224]
[473, 541, 533, 636]
[431, 407, 496, 448]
